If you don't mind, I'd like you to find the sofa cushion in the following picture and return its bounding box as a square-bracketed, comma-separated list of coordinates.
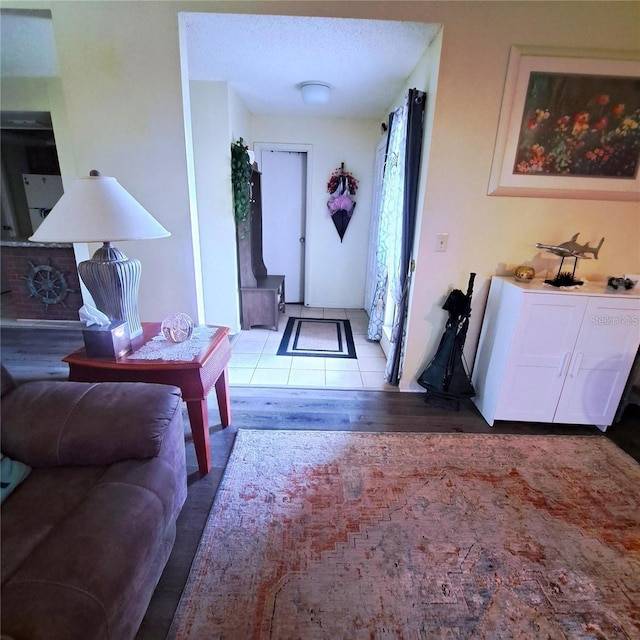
[1, 381, 182, 467]
[1, 456, 177, 640]
[1, 465, 109, 586]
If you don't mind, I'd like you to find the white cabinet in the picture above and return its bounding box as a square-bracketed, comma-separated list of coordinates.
[472, 277, 640, 430]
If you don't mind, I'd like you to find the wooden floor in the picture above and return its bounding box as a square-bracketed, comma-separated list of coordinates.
[2, 325, 639, 639]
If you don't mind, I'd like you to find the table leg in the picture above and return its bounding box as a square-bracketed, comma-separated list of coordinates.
[215, 366, 231, 427]
[186, 399, 211, 476]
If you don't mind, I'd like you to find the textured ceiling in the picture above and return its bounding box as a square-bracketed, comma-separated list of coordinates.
[0, 10, 440, 120]
[184, 13, 440, 119]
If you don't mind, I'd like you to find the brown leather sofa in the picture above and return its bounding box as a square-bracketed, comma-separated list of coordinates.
[0, 366, 187, 640]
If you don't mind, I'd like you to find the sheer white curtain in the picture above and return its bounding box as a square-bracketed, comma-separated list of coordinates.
[366, 89, 426, 385]
[366, 103, 407, 341]
[364, 136, 388, 314]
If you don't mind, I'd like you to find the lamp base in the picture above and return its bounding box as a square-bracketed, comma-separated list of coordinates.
[78, 242, 143, 337]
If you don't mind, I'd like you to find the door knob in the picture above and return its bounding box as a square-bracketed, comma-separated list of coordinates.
[299, 237, 305, 243]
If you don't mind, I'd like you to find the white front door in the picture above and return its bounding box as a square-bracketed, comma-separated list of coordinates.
[259, 149, 307, 304]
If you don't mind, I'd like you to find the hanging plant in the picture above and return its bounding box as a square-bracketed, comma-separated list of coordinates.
[231, 138, 251, 224]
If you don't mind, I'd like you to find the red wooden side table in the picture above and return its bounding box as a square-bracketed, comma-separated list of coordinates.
[63, 322, 231, 476]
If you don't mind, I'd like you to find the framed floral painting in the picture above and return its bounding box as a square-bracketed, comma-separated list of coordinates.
[488, 46, 640, 200]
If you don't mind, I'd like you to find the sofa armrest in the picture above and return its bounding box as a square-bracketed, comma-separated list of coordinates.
[1, 381, 182, 467]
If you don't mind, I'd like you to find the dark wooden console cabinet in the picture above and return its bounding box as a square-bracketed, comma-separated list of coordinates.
[237, 167, 285, 330]
[240, 275, 285, 331]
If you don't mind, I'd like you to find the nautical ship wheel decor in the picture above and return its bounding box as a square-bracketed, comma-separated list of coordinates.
[23, 261, 72, 308]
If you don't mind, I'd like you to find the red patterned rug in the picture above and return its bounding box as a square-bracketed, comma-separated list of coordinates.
[169, 431, 640, 639]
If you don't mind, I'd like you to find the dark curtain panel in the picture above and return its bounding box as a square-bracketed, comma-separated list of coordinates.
[386, 88, 426, 385]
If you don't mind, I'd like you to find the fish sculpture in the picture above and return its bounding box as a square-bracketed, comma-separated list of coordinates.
[535, 233, 605, 260]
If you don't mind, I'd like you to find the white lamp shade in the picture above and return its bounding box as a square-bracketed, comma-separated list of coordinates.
[300, 82, 331, 105]
[29, 173, 170, 243]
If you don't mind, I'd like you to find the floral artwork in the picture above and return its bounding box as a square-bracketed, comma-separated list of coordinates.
[514, 73, 640, 178]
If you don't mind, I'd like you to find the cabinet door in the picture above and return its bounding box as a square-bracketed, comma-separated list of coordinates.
[554, 296, 640, 427]
[495, 294, 587, 423]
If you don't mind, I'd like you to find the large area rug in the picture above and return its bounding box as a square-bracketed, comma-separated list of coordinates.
[277, 317, 356, 359]
[169, 430, 640, 639]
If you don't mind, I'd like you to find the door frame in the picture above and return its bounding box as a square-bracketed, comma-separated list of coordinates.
[254, 142, 312, 306]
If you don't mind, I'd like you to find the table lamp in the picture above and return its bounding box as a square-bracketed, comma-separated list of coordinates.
[29, 170, 170, 337]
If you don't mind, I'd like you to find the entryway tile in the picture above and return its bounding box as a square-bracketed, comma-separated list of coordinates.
[232, 341, 266, 354]
[301, 307, 323, 318]
[323, 308, 347, 319]
[358, 356, 387, 372]
[229, 308, 394, 392]
[288, 369, 325, 387]
[325, 358, 359, 372]
[326, 370, 363, 389]
[230, 352, 261, 368]
[355, 342, 386, 357]
[250, 368, 290, 386]
[257, 354, 292, 369]
[349, 318, 369, 335]
[285, 304, 304, 317]
[235, 331, 269, 346]
[290, 356, 325, 370]
[228, 368, 255, 384]
[361, 371, 397, 391]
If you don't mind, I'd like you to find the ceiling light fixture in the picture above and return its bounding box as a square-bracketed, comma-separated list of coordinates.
[300, 81, 331, 105]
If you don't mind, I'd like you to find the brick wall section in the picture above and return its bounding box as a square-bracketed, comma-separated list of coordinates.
[1, 246, 83, 320]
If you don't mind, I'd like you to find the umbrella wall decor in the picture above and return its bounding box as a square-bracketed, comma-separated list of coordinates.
[327, 163, 359, 242]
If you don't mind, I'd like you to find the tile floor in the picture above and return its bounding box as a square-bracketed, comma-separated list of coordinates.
[229, 306, 396, 391]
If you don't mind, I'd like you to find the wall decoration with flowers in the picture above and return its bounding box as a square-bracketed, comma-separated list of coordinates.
[327, 163, 359, 242]
[489, 46, 640, 201]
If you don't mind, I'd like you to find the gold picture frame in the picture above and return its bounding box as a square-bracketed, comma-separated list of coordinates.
[488, 46, 640, 201]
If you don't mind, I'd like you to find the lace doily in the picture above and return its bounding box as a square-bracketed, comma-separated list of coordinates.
[127, 327, 219, 361]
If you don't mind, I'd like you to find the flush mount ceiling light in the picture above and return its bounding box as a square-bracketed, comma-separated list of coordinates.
[299, 81, 331, 105]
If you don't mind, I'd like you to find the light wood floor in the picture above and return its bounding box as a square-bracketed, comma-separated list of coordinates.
[1, 324, 638, 639]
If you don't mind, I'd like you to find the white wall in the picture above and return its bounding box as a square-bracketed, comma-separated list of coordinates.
[188, 80, 244, 332]
[48, 0, 199, 323]
[251, 115, 380, 308]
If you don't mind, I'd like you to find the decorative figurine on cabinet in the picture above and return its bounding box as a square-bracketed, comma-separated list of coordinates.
[607, 276, 636, 291]
[535, 232, 605, 287]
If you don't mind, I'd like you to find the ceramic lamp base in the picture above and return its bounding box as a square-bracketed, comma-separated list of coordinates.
[78, 242, 143, 337]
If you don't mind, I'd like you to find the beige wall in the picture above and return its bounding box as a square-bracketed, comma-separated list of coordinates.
[189, 80, 244, 331]
[251, 115, 380, 308]
[3, 1, 638, 390]
[49, 0, 199, 323]
[401, 1, 640, 389]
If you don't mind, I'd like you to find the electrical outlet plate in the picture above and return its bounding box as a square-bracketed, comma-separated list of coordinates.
[436, 233, 448, 252]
